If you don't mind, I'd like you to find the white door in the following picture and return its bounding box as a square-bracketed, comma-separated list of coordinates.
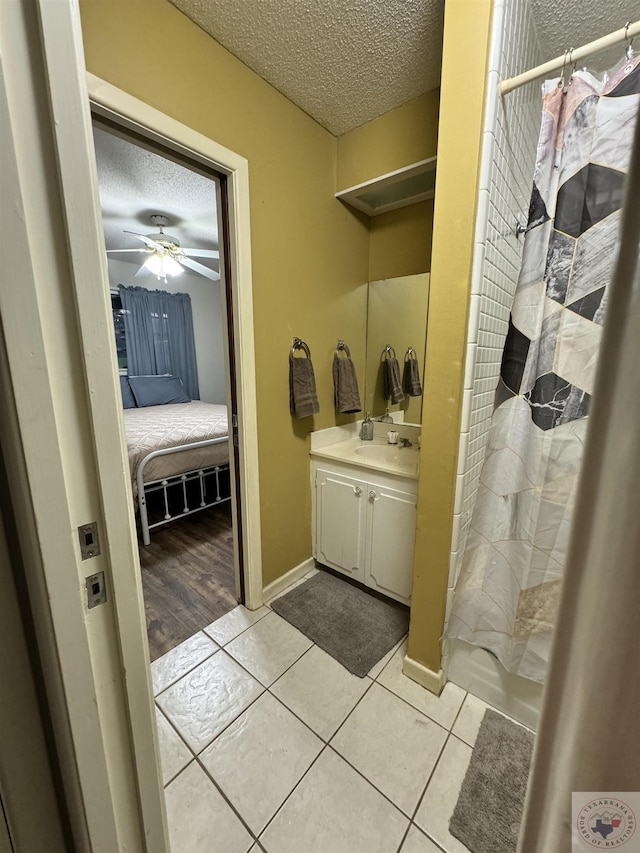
[316, 469, 367, 582]
[366, 484, 416, 604]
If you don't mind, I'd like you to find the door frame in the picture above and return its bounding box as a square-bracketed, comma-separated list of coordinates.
[91, 99, 257, 606]
[85, 75, 263, 611]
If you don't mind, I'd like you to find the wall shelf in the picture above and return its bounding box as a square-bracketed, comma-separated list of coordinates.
[335, 156, 437, 217]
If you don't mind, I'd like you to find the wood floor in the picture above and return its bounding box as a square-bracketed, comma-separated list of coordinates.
[138, 503, 239, 661]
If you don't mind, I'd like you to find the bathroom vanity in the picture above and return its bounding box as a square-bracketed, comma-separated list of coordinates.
[310, 425, 419, 605]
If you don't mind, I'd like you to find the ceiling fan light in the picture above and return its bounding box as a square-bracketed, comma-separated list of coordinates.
[162, 255, 184, 277]
[143, 252, 184, 279]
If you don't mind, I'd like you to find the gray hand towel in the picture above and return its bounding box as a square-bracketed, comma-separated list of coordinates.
[332, 354, 361, 414]
[383, 357, 405, 404]
[403, 352, 422, 396]
[289, 353, 320, 418]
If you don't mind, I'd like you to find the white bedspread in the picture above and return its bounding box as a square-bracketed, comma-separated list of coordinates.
[123, 401, 229, 493]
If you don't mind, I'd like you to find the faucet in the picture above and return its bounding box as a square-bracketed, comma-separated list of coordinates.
[398, 437, 412, 448]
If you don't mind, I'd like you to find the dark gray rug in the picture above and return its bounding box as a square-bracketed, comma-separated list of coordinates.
[271, 571, 409, 677]
[449, 709, 534, 853]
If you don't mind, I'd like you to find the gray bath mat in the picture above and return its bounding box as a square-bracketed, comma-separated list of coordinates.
[271, 570, 409, 677]
[449, 709, 534, 853]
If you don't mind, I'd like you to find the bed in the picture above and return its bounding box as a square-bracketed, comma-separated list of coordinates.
[123, 399, 231, 545]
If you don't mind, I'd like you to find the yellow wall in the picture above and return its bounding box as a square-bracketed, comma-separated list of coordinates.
[336, 91, 439, 192]
[337, 92, 439, 283]
[80, 0, 445, 598]
[368, 201, 434, 281]
[79, 0, 370, 587]
[407, 0, 494, 672]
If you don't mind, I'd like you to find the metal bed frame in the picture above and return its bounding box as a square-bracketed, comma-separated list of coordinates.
[136, 436, 231, 545]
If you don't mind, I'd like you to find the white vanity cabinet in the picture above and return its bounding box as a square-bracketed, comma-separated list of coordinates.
[312, 460, 417, 605]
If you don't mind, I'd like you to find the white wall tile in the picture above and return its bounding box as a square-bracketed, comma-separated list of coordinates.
[450, 513, 462, 555]
[445, 587, 456, 624]
[454, 474, 466, 516]
[467, 294, 481, 343]
[456, 431, 469, 477]
[448, 552, 458, 588]
[464, 341, 478, 390]
[451, 0, 543, 575]
[470, 243, 486, 297]
[460, 389, 473, 434]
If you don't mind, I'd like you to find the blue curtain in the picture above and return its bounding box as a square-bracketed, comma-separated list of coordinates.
[119, 285, 200, 400]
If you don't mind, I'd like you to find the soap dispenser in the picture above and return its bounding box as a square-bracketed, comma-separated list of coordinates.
[360, 412, 374, 441]
[380, 408, 393, 424]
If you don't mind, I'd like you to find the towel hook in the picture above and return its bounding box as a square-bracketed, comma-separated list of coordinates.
[335, 340, 351, 358]
[291, 337, 311, 358]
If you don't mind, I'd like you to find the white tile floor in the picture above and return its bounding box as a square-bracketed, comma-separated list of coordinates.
[151, 570, 526, 853]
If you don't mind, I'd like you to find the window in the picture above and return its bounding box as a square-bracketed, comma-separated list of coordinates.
[111, 292, 128, 370]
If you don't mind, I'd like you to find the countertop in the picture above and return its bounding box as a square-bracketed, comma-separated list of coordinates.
[310, 436, 419, 479]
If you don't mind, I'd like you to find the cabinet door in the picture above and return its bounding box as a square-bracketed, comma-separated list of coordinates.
[315, 469, 367, 582]
[366, 484, 417, 604]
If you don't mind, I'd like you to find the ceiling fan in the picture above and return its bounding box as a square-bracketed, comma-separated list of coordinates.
[106, 214, 220, 282]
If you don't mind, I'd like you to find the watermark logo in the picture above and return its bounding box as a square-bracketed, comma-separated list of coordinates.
[572, 793, 637, 849]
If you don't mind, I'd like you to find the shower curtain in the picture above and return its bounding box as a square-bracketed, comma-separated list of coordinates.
[446, 55, 640, 683]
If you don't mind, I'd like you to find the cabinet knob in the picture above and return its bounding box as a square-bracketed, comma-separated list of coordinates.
[369, 490, 377, 500]
[354, 487, 362, 496]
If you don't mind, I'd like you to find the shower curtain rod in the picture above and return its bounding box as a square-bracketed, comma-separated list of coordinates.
[500, 19, 640, 95]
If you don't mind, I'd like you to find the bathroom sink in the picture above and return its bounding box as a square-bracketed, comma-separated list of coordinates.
[355, 444, 419, 472]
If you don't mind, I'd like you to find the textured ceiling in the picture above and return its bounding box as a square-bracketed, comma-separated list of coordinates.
[93, 125, 219, 270]
[531, 0, 639, 72]
[167, 0, 638, 136]
[169, 0, 445, 135]
[94, 2, 638, 264]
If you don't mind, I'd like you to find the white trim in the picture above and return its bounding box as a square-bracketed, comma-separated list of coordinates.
[335, 157, 437, 216]
[0, 1, 130, 846]
[36, 15, 168, 848]
[86, 74, 263, 611]
[402, 652, 446, 696]
[263, 558, 315, 603]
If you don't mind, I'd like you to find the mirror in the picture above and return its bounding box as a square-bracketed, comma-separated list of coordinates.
[363, 273, 430, 424]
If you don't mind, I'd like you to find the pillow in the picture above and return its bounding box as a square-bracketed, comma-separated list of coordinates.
[128, 375, 191, 407]
[120, 376, 137, 409]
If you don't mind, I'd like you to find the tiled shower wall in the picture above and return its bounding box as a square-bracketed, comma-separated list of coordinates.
[445, 0, 544, 625]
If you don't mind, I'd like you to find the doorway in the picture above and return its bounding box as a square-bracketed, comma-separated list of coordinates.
[92, 114, 247, 661]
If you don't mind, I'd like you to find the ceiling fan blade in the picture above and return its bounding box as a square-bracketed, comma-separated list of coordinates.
[180, 248, 220, 259]
[106, 248, 152, 254]
[124, 230, 164, 251]
[134, 264, 152, 277]
[179, 257, 221, 281]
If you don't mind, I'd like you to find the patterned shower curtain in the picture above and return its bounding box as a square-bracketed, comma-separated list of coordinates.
[446, 56, 640, 683]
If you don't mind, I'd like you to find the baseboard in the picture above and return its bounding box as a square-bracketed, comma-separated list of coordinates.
[262, 557, 315, 603]
[402, 653, 446, 696]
